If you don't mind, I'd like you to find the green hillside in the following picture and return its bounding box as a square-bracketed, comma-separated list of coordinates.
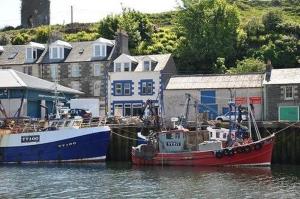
[0, 0, 299, 74]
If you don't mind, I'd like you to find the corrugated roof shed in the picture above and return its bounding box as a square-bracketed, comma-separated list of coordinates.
[263, 68, 300, 85]
[0, 69, 83, 94]
[166, 73, 263, 90]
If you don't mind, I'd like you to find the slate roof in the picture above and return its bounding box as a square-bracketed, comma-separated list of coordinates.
[0, 38, 116, 65]
[0, 69, 83, 94]
[166, 73, 263, 90]
[263, 68, 300, 85]
[134, 54, 172, 72]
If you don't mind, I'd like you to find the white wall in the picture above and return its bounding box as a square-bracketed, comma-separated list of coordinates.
[108, 71, 161, 115]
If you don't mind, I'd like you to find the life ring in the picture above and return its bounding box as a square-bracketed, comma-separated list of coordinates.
[255, 142, 263, 150]
[228, 149, 234, 156]
[244, 145, 252, 153]
[223, 148, 230, 156]
[236, 147, 243, 153]
[215, 151, 223, 159]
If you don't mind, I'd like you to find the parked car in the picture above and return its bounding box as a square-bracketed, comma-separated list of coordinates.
[215, 111, 247, 122]
[69, 109, 92, 119]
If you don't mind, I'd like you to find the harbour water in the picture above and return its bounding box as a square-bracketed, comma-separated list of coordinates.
[0, 163, 299, 198]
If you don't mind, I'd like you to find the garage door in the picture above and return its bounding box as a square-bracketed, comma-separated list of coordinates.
[279, 106, 299, 122]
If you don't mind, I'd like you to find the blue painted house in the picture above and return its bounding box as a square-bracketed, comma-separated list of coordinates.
[0, 69, 82, 118]
[108, 53, 176, 116]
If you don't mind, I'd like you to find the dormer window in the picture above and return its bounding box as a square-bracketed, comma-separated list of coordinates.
[143, 61, 150, 71]
[26, 48, 37, 60]
[93, 44, 106, 57]
[124, 62, 130, 72]
[50, 46, 64, 59]
[115, 63, 121, 72]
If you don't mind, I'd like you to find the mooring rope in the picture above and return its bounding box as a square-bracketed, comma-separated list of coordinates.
[272, 121, 300, 135]
[110, 130, 142, 141]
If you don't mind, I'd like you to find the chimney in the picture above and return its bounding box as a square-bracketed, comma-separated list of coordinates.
[265, 59, 272, 82]
[115, 29, 129, 55]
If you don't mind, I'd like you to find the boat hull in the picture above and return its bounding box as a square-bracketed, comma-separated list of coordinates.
[132, 135, 275, 166]
[0, 126, 110, 163]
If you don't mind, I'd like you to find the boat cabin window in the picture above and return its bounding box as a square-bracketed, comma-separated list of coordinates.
[57, 120, 65, 128]
[166, 133, 173, 139]
[216, 132, 220, 138]
[223, 133, 227, 139]
[65, 120, 72, 127]
[175, 133, 181, 139]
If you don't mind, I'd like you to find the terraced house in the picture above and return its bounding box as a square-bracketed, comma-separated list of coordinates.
[108, 53, 176, 117]
[0, 32, 128, 116]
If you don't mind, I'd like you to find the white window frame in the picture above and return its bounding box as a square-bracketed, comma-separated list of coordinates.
[93, 44, 106, 57]
[50, 46, 64, 59]
[124, 62, 130, 72]
[71, 64, 80, 77]
[284, 86, 294, 100]
[114, 104, 123, 116]
[26, 48, 33, 60]
[124, 83, 131, 96]
[50, 65, 58, 80]
[93, 64, 101, 76]
[115, 83, 122, 95]
[124, 104, 132, 116]
[115, 63, 121, 72]
[93, 81, 101, 96]
[143, 61, 150, 71]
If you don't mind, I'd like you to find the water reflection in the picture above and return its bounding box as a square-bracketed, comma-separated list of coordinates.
[0, 163, 298, 198]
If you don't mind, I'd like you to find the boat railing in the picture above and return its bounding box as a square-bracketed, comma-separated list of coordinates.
[1, 117, 107, 134]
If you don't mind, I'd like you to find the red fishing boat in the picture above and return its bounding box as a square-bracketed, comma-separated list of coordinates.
[132, 101, 275, 166]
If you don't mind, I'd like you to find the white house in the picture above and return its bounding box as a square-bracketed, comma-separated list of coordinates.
[108, 53, 176, 117]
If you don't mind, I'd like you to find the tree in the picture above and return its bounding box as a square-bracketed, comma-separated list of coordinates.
[262, 11, 283, 32]
[176, 0, 240, 73]
[119, 8, 154, 53]
[0, 33, 10, 45]
[98, 15, 120, 40]
[34, 26, 49, 43]
[227, 57, 265, 74]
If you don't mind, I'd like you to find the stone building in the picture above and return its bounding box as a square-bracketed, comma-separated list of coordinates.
[0, 32, 128, 116]
[263, 68, 300, 122]
[21, 0, 50, 28]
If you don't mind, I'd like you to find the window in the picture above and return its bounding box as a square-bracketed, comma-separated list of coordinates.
[132, 104, 142, 116]
[94, 44, 106, 57]
[23, 66, 32, 75]
[143, 61, 150, 71]
[113, 81, 133, 96]
[115, 63, 121, 72]
[124, 62, 130, 72]
[114, 104, 123, 116]
[124, 83, 130, 96]
[71, 65, 80, 77]
[93, 64, 101, 76]
[93, 81, 101, 96]
[50, 65, 58, 79]
[50, 47, 63, 59]
[141, 81, 153, 95]
[70, 81, 80, 91]
[285, 86, 294, 100]
[115, 83, 122, 95]
[124, 104, 131, 116]
[26, 48, 33, 59]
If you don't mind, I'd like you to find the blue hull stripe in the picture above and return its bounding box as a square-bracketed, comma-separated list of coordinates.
[0, 131, 110, 163]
